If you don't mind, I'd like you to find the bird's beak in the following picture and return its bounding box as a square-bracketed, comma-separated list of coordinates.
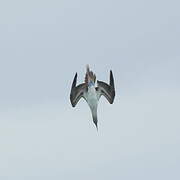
[94, 121, 98, 131]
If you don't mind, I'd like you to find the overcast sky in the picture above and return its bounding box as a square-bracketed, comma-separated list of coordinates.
[0, 0, 180, 179]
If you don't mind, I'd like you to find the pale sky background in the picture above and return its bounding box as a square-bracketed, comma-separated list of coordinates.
[0, 0, 180, 179]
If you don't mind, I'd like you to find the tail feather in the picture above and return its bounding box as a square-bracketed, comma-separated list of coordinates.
[86, 64, 90, 73]
[85, 65, 96, 84]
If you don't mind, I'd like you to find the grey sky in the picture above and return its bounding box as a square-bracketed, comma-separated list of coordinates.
[0, 0, 180, 179]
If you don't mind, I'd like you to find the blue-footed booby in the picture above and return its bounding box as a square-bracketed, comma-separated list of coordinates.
[70, 65, 115, 130]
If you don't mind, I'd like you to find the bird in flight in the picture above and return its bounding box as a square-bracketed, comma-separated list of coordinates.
[70, 65, 115, 130]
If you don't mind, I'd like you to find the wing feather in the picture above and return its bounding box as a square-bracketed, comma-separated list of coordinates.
[70, 73, 86, 107]
[96, 70, 115, 104]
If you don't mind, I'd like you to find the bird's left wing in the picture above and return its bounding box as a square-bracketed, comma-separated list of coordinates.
[70, 73, 87, 107]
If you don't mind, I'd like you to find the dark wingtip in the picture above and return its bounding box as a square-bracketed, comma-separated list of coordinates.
[110, 70, 115, 104]
[72, 73, 77, 89]
[110, 70, 113, 79]
[110, 70, 115, 87]
[75, 72, 77, 80]
[70, 72, 78, 107]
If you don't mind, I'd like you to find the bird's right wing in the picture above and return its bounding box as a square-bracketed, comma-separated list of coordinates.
[70, 73, 87, 107]
[96, 70, 115, 104]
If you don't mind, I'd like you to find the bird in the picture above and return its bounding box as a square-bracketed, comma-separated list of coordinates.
[70, 65, 115, 130]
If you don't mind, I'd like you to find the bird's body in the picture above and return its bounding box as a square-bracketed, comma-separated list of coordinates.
[85, 85, 98, 109]
[70, 65, 115, 130]
[84, 85, 98, 128]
